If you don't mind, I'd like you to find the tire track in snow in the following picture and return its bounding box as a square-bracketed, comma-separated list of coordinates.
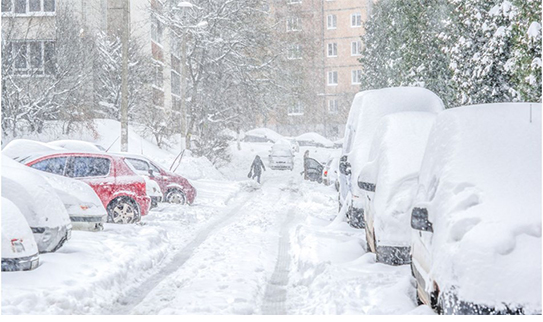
[261, 183, 303, 315]
[108, 193, 254, 315]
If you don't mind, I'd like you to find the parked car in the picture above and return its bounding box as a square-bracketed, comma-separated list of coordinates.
[338, 87, 444, 229]
[4, 156, 107, 231]
[295, 132, 334, 148]
[243, 128, 283, 143]
[2, 197, 40, 271]
[114, 153, 197, 205]
[410, 103, 541, 314]
[3, 141, 151, 224]
[2, 160, 72, 253]
[268, 142, 294, 170]
[358, 112, 436, 265]
[322, 153, 340, 191]
[141, 175, 163, 208]
[304, 157, 324, 183]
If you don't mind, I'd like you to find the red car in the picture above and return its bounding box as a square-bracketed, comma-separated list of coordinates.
[22, 152, 151, 224]
[113, 153, 196, 205]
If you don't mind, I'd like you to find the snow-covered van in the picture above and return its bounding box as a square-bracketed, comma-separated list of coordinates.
[2, 198, 40, 271]
[410, 103, 542, 314]
[269, 142, 294, 170]
[339, 87, 444, 229]
[358, 112, 436, 265]
[2, 159, 72, 253]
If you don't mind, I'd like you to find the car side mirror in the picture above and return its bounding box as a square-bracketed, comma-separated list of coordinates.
[148, 169, 155, 178]
[358, 181, 375, 192]
[411, 207, 433, 232]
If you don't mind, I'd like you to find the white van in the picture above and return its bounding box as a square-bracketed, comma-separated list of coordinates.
[410, 103, 541, 314]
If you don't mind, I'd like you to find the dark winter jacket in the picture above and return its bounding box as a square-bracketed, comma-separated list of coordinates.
[250, 156, 266, 175]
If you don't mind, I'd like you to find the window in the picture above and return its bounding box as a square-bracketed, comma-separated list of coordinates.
[3, 0, 54, 14]
[69, 157, 111, 178]
[288, 101, 303, 115]
[351, 40, 362, 56]
[171, 70, 181, 96]
[327, 14, 336, 29]
[351, 69, 362, 84]
[153, 61, 163, 88]
[287, 44, 302, 60]
[286, 16, 301, 31]
[327, 71, 338, 85]
[9, 40, 55, 75]
[126, 158, 150, 172]
[30, 157, 67, 175]
[287, 0, 301, 3]
[327, 43, 337, 57]
[151, 17, 163, 45]
[328, 99, 338, 114]
[351, 13, 362, 27]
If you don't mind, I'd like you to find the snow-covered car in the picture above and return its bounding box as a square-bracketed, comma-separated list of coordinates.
[268, 142, 294, 170]
[4, 156, 107, 231]
[322, 153, 340, 191]
[358, 112, 436, 265]
[2, 160, 72, 253]
[2, 197, 40, 272]
[48, 139, 106, 152]
[295, 132, 334, 148]
[3, 141, 152, 224]
[410, 103, 541, 314]
[243, 128, 283, 143]
[283, 138, 300, 153]
[115, 153, 197, 205]
[338, 87, 444, 229]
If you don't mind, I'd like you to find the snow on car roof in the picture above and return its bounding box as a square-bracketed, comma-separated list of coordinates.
[361, 112, 437, 245]
[348, 87, 444, 187]
[295, 132, 334, 147]
[416, 102, 541, 311]
[48, 140, 104, 152]
[1, 157, 71, 228]
[244, 128, 283, 142]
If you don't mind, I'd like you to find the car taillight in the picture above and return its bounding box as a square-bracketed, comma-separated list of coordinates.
[11, 239, 25, 253]
[324, 171, 328, 176]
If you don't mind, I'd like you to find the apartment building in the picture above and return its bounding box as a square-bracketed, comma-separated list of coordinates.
[2, 0, 181, 126]
[268, 0, 373, 139]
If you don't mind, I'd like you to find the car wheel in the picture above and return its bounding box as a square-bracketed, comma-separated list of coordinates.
[107, 197, 140, 224]
[166, 189, 186, 205]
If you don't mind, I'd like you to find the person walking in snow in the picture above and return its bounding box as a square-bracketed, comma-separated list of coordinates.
[249, 155, 266, 184]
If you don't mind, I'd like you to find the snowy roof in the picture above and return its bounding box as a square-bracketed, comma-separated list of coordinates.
[347, 87, 444, 195]
[415, 102, 541, 311]
[360, 112, 437, 245]
[48, 140, 104, 152]
[295, 132, 334, 148]
[244, 128, 283, 142]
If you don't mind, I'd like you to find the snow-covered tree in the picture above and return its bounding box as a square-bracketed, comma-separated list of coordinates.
[1, 5, 94, 137]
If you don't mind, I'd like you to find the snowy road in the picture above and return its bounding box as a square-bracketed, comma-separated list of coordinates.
[2, 144, 431, 315]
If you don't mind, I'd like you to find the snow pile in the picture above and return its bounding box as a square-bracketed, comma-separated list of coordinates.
[361, 112, 436, 246]
[243, 128, 284, 143]
[414, 103, 541, 312]
[295, 132, 334, 148]
[286, 181, 425, 314]
[1, 223, 170, 314]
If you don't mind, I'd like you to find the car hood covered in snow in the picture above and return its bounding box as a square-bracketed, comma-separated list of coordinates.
[414, 103, 542, 312]
[244, 128, 283, 143]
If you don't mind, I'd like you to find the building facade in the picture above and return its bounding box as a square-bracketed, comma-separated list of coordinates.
[268, 0, 373, 140]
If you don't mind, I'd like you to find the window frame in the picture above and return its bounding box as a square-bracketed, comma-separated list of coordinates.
[351, 69, 362, 84]
[288, 101, 304, 116]
[327, 70, 338, 86]
[2, 0, 55, 16]
[8, 40, 55, 76]
[351, 12, 362, 27]
[327, 14, 337, 30]
[351, 40, 362, 56]
[327, 42, 337, 57]
[328, 99, 338, 114]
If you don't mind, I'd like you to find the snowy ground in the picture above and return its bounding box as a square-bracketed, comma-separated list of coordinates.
[2, 125, 432, 315]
